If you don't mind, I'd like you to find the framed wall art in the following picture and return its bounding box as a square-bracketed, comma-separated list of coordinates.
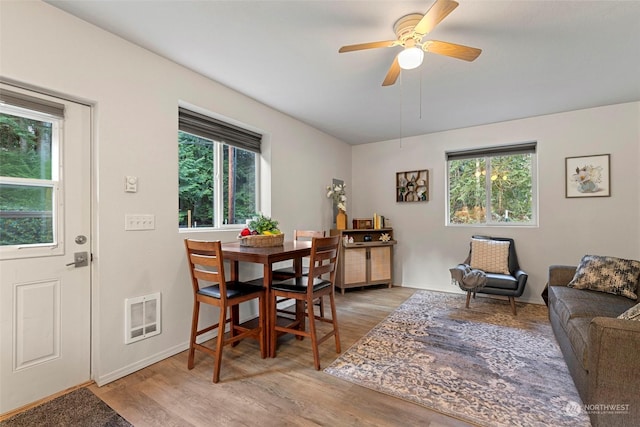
[565, 154, 610, 198]
[396, 170, 429, 202]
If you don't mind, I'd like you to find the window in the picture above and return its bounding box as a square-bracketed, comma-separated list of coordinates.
[447, 142, 537, 226]
[178, 107, 261, 229]
[0, 92, 62, 247]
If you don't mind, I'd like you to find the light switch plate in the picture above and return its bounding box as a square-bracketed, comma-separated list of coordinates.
[125, 214, 155, 230]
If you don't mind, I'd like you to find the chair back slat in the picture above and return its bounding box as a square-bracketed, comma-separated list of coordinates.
[306, 235, 340, 293]
[190, 252, 219, 266]
[296, 230, 325, 270]
[193, 268, 220, 283]
[184, 239, 227, 297]
[294, 230, 326, 240]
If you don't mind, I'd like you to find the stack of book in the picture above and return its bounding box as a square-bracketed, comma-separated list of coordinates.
[373, 213, 385, 229]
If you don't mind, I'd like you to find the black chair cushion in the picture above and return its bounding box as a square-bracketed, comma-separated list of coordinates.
[271, 276, 331, 293]
[272, 266, 310, 277]
[484, 273, 519, 290]
[198, 281, 263, 299]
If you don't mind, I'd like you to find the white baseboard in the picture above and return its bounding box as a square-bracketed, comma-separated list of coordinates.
[94, 330, 217, 387]
[94, 306, 271, 387]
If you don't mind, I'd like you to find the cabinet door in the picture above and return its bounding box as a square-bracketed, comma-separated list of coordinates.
[370, 246, 392, 282]
[344, 247, 367, 284]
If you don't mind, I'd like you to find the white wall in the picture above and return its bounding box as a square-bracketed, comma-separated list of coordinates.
[352, 102, 640, 304]
[1, 1, 351, 385]
[2, 0, 638, 392]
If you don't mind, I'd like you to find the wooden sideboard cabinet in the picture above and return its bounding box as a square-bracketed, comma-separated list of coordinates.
[330, 228, 396, 294]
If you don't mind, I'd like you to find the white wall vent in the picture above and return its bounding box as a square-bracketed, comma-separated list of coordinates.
[125, 292, 161, 344]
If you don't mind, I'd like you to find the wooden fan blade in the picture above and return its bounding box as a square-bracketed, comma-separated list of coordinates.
[414, 0, 459, 35]
[382, 56, 401, 86]
[339, 40, 397, 53]
[424, 40, 482, 61]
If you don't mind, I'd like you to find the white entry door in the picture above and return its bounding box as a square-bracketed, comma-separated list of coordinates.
[0, 84, 91, 414]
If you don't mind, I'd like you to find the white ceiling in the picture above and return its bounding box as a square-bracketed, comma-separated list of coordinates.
[46, 0, 640, 145]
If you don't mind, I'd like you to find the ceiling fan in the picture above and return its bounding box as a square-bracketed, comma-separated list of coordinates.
[338, 0, 482, 86]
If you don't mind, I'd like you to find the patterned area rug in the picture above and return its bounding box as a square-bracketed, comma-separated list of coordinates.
[0, 387, 131, 427]
[325, 291, 591, 427]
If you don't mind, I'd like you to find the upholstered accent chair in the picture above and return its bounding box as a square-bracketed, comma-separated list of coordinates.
[460, 235, 528, 315]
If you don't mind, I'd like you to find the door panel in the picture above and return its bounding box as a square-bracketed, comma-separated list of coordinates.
[0, 84, 91, 414]
[15, 279, 61, 370]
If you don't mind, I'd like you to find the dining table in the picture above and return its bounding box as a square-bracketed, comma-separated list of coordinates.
[220, 239, 312, 356]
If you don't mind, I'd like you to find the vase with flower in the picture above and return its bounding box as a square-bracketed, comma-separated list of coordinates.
[326, 183, 348, 230]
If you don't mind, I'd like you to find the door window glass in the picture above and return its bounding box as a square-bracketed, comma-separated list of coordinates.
[0, 108, 59, 247]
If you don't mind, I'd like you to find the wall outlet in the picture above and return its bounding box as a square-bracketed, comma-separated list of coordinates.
[125, 214, 155, 231]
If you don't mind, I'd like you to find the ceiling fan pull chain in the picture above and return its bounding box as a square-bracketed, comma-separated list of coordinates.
[400, 74, 403, 149]
[419, 68, 423, 120]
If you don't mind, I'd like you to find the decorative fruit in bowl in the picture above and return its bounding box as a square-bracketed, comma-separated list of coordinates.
[238, 214, 284, 247]
[247, 213, 281, 235]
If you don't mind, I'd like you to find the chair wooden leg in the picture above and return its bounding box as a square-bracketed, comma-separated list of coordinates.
[212, 305, 227, 383]
[259, 293, 267, 359]
[188, 301, 200, 369]
[317, 297, 325, 317]
[465, 291, 471, 308]
[296, 299, 305, 340]
[230, 305, 240, 347]
[329, 291, 341, 354]
[509, 297, 517, 316]
[270, 293, 278, 358]
[307, 296, 321, 370]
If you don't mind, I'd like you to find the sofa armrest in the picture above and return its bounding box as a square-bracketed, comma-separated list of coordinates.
[548, 265, 576, 287]
[588, 317, 640, 408]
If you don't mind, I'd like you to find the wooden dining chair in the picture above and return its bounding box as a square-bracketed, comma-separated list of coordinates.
[272, 230, 326, 316]
[270, 235, 341, 370]
[184, 239, 266, 383]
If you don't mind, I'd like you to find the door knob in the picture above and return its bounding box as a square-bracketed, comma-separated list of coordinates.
[66, 251, 89, 267]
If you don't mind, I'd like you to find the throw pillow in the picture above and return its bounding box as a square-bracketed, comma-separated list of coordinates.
[618, 303, 640, 321]
[469, 238, 510, 274]
[567, 255, 640, 300]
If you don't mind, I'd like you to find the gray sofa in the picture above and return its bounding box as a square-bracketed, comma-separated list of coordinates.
[547, 265, 640, 427]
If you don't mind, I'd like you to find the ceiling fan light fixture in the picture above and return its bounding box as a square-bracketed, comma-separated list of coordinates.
[338, 1, 481, 86]
[398, 46, 424, 70]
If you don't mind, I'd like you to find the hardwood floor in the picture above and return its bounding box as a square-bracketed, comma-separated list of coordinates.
[90, 286, 475, 427]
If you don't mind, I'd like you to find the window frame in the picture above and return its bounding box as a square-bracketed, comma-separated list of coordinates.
[178, 105, 261, 231]
[0, 103, 63, 258]
[445, 142, 538, 227]
[213, 138, 260, 230]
